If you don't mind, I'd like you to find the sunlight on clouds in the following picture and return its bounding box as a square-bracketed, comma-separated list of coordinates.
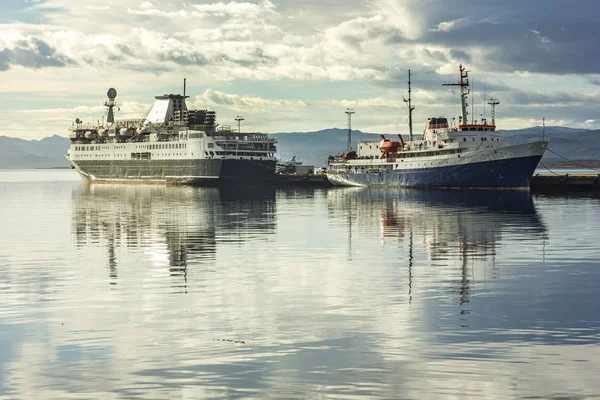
[1, 0, 600, 138]
[434, 18, 469, 32]
[370, 0, 426, 40]
[191, 89, 308, 110]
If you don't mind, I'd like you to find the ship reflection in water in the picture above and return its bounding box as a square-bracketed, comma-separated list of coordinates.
[18, 181, 590, 398]
[72, 184, 276, 289]
[327, 188, 547, 325]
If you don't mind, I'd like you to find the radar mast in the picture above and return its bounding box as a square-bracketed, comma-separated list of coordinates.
[105, 88, 117, 125]
[443, 65, 470, 125]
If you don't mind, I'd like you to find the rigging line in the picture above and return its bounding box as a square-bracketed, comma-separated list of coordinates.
[546, 147, 600, 173]
[538, 161, 559, 175]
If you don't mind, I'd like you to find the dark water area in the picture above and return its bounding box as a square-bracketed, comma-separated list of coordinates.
[1, 170, 599, 399]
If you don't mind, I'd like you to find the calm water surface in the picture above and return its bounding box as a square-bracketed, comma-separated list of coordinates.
[1, 169, 599, 399]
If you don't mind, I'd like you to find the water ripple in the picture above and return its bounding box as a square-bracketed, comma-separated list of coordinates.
[0, 173, 599, 398]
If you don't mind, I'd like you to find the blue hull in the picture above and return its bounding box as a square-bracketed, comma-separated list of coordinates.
[329, 155, 543, 188]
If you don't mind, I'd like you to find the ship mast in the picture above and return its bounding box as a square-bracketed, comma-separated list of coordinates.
[345, 108, 355, 151]
[235, 115, 244, 133]
[487, 98, 500, 126]
[443, 65, 470, 125]
[403, 70, 416, 141]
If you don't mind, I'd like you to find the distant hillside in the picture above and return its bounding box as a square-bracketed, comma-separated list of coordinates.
[498, 126, 590, 137]
[1, 126, 599, 169]
[500, 127, 600, 163]
[273, 128, 382, 167]
[0, 135, 70, 169]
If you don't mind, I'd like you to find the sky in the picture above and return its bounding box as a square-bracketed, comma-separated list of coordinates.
[1, 0, 600, 139]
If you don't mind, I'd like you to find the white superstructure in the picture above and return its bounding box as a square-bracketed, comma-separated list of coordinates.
[66, 87, 277, 185]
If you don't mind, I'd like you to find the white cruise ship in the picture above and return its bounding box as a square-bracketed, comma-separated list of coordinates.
[66, 86, 277, 186]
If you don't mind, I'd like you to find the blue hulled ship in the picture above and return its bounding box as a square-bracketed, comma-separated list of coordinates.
[327, 66, 547, 189]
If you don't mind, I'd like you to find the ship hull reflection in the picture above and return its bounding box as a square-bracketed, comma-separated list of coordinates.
[72, 184, 276, 287]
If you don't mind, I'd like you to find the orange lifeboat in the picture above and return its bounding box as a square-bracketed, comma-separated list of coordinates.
[379, 135, 401, 153]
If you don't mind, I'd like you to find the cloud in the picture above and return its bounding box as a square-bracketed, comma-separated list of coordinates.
[0, 37, 73, 70]
[434, 18, 469, 33]
[588, 76, 600, 86]
[0, 49, 10, 71]
[12, 0, 600, 76]
[191, 89, 308, 110]
[3, 0, 600, 138]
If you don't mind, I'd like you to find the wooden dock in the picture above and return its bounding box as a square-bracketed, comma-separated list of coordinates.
[531, 173, 600, 192]
[273, 174, 332, 187]
[274, 173, 600, 192]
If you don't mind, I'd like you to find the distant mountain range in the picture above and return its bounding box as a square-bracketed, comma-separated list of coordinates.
[1, 126, 599, 169]
[0, 135, 71, 169]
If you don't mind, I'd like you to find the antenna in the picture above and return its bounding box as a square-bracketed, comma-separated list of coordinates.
[487, 98, 500, 126]
[443, 65, 470, 125]
[483, 82, 486, 121]
[345, 108, 355, 151]
[183, 78, 187, 97]
[471, 76, 474, 125]
[542, 117, 545, 141]
[404, 69, 416, 141]
[235, 115, 244, 133]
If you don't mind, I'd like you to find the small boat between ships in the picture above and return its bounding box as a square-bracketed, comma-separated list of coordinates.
[326, 66, 547, 189]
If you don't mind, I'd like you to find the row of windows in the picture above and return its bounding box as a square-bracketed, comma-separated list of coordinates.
[359, 135, 501, 151]
[130, 153, 194, 159]
[74, 143, 187, 151]
[75, 154, 127, 158]
[342, 156, 463, 172]
[358, 149, 462, 160]
[204, 150, 274, 158]
[462, 137, 501, 142]
[74, 153, 194, 158]
[138, 143, 187, 150]
[460, 127, 495, 131]
[75, 145, 124, 151]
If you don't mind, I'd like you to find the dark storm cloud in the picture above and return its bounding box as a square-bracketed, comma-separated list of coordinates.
[0, 37, 73, 70]
[588, 76, 600, 86]
[507, 88, 595, 106]
[416, 0, 600, 75]
[0, 48, 10, 71]
[448, 49, 470, 63]
[367, 0, 599, 76]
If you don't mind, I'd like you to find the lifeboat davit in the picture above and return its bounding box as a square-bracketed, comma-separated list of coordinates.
[379, 135, 401, 153]
[119, 127, 136, 136]
[84, 130, 98, 140]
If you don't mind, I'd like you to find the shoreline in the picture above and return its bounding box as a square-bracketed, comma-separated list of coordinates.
[543, 161, 600, 169]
